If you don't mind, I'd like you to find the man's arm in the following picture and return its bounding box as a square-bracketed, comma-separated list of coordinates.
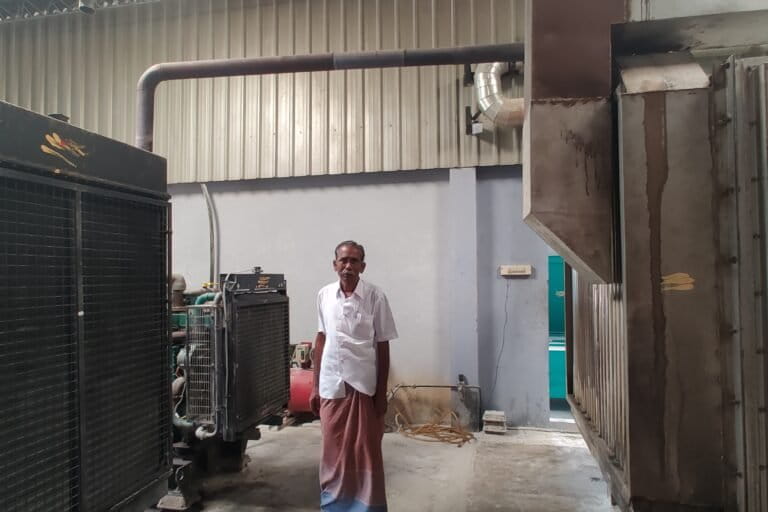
[374, 341, 390, 417]
[309, 332, 325, 416]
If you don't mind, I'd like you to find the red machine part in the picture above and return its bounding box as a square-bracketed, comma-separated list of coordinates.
[288, 368, 315, 415]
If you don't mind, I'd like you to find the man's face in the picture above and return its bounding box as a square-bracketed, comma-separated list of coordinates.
[333, 245, 366, 284]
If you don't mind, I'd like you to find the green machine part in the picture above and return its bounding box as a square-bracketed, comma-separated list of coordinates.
[548, 255, 567, 400]
[172, 312, 187, 330]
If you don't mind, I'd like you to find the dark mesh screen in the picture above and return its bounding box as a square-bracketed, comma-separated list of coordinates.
[232, 299, 289, 431]
[80, 194, 169, 511]
[0, 176, 79, 512]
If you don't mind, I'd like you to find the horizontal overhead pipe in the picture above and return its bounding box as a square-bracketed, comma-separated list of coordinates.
[136, 43, 524, 151]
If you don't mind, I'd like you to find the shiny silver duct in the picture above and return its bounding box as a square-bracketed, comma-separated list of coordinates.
[474, 62, 524, 126]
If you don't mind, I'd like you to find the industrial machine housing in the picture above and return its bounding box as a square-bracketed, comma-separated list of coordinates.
[0, 101, 171, 511]
[163, 270, 290, 510]
[180, 271, 290, 442]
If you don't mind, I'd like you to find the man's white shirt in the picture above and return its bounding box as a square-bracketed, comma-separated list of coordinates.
[317, 279, 398, 399]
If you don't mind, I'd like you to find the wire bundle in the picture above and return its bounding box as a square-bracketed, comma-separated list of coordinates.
[393, 409, 476, 447]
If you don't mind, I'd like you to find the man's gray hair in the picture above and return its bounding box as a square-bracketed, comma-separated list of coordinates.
[334, 240, 366, 261]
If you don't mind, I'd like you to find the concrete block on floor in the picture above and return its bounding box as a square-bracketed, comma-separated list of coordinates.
[483, 410, 508, 435]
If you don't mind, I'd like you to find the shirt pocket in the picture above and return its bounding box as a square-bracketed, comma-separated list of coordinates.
[337, 307, 375, 341]
[349, 311, 374, 341]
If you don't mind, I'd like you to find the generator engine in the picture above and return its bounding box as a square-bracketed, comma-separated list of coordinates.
[161, 269, 290, 510]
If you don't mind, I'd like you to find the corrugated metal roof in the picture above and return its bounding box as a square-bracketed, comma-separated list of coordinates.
[0, 1, 161, 23]
[0, 0, 524, 183]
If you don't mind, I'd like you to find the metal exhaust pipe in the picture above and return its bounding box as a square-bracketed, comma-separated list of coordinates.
[136, 43, 524, 151]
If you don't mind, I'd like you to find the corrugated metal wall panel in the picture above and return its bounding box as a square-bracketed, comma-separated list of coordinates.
[572, 276, 628, 475]
[0, 0, 523, 183]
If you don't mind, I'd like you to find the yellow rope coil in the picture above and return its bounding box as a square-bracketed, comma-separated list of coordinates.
[393, 408, 475, 447]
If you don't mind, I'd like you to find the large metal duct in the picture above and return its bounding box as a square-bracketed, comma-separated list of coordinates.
[522, 0, 623, 285]
[567, 10, 768, 509]
[474, 62, 524, 127]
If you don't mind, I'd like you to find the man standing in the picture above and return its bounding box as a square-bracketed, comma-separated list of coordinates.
[310, 240, 398, 512]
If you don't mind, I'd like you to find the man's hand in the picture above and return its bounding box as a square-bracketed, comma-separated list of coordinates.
[311, 332, 325, 418]
[374, 341, 390, 418]
[374, 393, 387, 418]
[310, 388, 321, 417]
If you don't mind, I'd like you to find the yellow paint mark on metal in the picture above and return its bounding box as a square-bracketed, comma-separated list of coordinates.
[662, 272, 695, 292]
[40, 144, 76, 168]
[40, 132, 87, 168]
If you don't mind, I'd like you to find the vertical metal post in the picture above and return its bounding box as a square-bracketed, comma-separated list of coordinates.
[757, 64, 768, 511]
[564, 262, 574, 397]
[164, 205, 173, 468]
[74, 191, 89, 511]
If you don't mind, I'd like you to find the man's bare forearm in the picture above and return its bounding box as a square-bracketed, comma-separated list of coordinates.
[375, 341, 390, 405]
[313, 332, 325, 391]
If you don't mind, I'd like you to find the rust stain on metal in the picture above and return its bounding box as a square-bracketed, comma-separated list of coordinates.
[531, 97, 608, 107]
[643, 91, 669, 475]
[563, 129, 607, 197]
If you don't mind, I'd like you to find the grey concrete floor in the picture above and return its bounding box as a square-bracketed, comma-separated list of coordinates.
[200, 423, 614, 512]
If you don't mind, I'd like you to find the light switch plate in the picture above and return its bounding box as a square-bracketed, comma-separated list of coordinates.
[499, 264, 532, 277]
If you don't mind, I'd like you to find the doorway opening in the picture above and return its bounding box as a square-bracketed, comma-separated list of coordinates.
[548, 255, 575, 430]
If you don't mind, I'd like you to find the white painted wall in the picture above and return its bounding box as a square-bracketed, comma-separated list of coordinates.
[170, 170, 453, 385]
[477, 168, 553, 426]
[169, 166, 554, 425]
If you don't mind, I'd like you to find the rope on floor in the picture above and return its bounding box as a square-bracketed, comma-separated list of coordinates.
[393, 408, 476, 447]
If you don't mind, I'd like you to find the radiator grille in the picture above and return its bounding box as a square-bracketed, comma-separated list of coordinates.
[0, 176, 79, 512]
[231, 298, 289, 431]
[80, 194, 169, 511]
[186, 305, 216, 423]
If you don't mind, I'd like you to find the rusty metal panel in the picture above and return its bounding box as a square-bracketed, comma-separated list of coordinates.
[0, 0, 522, 183]
[526, 0, 623, 101]
[711, 56, 743, 512]
[618, 87, 724, 506]
[522, 0, 623, 285]
[523, 99, 615, 283]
